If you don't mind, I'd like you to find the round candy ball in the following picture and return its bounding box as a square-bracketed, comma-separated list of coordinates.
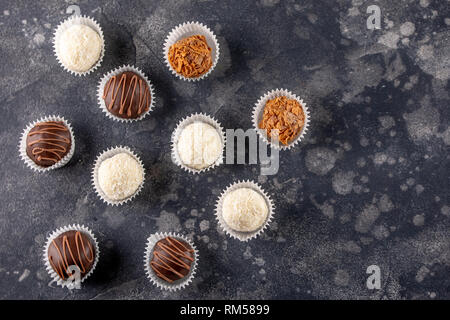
[98, 153, 144, 201]
[59, 24, 102, 72]
[222, 188, 269, 232]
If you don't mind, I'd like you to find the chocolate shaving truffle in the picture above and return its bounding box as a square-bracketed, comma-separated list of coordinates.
[102, 71, 151, 119]
[168, 35, 213, 78]
[47, 230, 96, 281]
[26, 121, 72, 167]
[150, 237, 195, 283]
[259, 96, 305, 145]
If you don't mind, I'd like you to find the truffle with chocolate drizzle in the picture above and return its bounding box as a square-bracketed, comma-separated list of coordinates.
[47, 230, 96, 281]
[26, 121, 72, 167]
[150, 236, 195, 283]
[103, 71, 151, 119]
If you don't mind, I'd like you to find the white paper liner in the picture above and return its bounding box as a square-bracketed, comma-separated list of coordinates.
[19, 115, 76, 172]
[97, 65, 156, 122]
[53, 15, 105, 76]
[163, 21, 220, 81]
[91, 146, 145, 206]
[252, 88, 310, 150]
[144, 232, 198, 291]
[171, 113, 226, 174]
[215, 180, 275, 242]
[43, 224, 100, 289]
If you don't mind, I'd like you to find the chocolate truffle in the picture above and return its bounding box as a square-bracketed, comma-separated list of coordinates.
[168, 35, 213, 78]
[47, 230, 96, 281]
[98, 152, 144, 201]
[177, 122, 222, 170]
[222, 188, 269, 232]
[58, 24, 102, 72]
[259, 96, 305, 145]
[102, 71, 151, 119]
[26, 121, 72, 167]
[150, 236, 195, 283]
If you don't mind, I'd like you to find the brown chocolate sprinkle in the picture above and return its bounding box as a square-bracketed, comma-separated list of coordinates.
[168, 35, 213, 78]
[259, 96, 305, 145]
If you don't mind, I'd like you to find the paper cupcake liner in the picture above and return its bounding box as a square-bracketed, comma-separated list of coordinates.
[91, 146, 145, 206]
[215, 180, 275, 242]
[163, 21, 220, 81]
[97, 65, 156, 123]
[43, 224, 100, 289]
[144, 232, 198, 291]
[171, 113, 226, 174]
[19, 115, 76, 172]
[252, 88, 310, 150]
[53, 15, 105, 76]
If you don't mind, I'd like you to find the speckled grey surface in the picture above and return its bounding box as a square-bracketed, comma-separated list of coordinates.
[0, 0, 449, 300]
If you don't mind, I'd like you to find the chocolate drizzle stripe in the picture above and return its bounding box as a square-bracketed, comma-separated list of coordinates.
[151, 259, 184, 281]
[139, 79, 150, 115]
[103, 73, 150, 117]
[48, 231, 94, 281]
[27, 122, 70, 164]
[150, 237, 194, 283]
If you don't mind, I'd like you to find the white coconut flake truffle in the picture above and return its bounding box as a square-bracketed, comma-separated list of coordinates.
[177, 122, 222, 170]
[222, 188, 269, 232]
[98, 153, 143, 201]
[58, 24, 102, 72]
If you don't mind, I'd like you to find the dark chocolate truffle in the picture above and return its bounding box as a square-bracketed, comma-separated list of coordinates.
[102, 71, 151, 119]
[150, 236, 195, 283]
[47, 230, 96, 281]
[26, 121, 72, 167]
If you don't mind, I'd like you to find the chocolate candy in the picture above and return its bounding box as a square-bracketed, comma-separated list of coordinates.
[150, 237, 195, 283]
[47, 230, 96, 281]
[26, 121, 71, 167]
[168, 35, 213, 78]
[102, 71, 151, 119]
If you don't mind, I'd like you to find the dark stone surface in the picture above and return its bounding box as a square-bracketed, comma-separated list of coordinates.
[0, 0, 449, 300]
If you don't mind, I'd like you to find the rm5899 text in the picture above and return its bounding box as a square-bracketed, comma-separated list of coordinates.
[224, 304, 269, 315]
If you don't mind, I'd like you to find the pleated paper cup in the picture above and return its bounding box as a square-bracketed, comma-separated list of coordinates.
[19, 115, 75, 172]
[144, 232, 198, 291]
[97, 65, 156, 122]
[163, 21, 220, 81]
[171, 113, 226, 174]
[43, 224, 100, 289]
[53, 15, 105, 76]
[91, 146, 145, 206]
[252, 88, 310, 150]
[215, 180, 275, 242]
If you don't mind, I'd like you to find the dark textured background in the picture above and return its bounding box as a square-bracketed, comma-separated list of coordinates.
[0, 0, 449, 300]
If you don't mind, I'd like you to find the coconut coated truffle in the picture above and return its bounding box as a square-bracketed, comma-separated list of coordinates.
[98, 153, 143, 201]
[222, 188, 269, 232]
[177, 122, 222, 170]
[58, 24, 102, 72]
